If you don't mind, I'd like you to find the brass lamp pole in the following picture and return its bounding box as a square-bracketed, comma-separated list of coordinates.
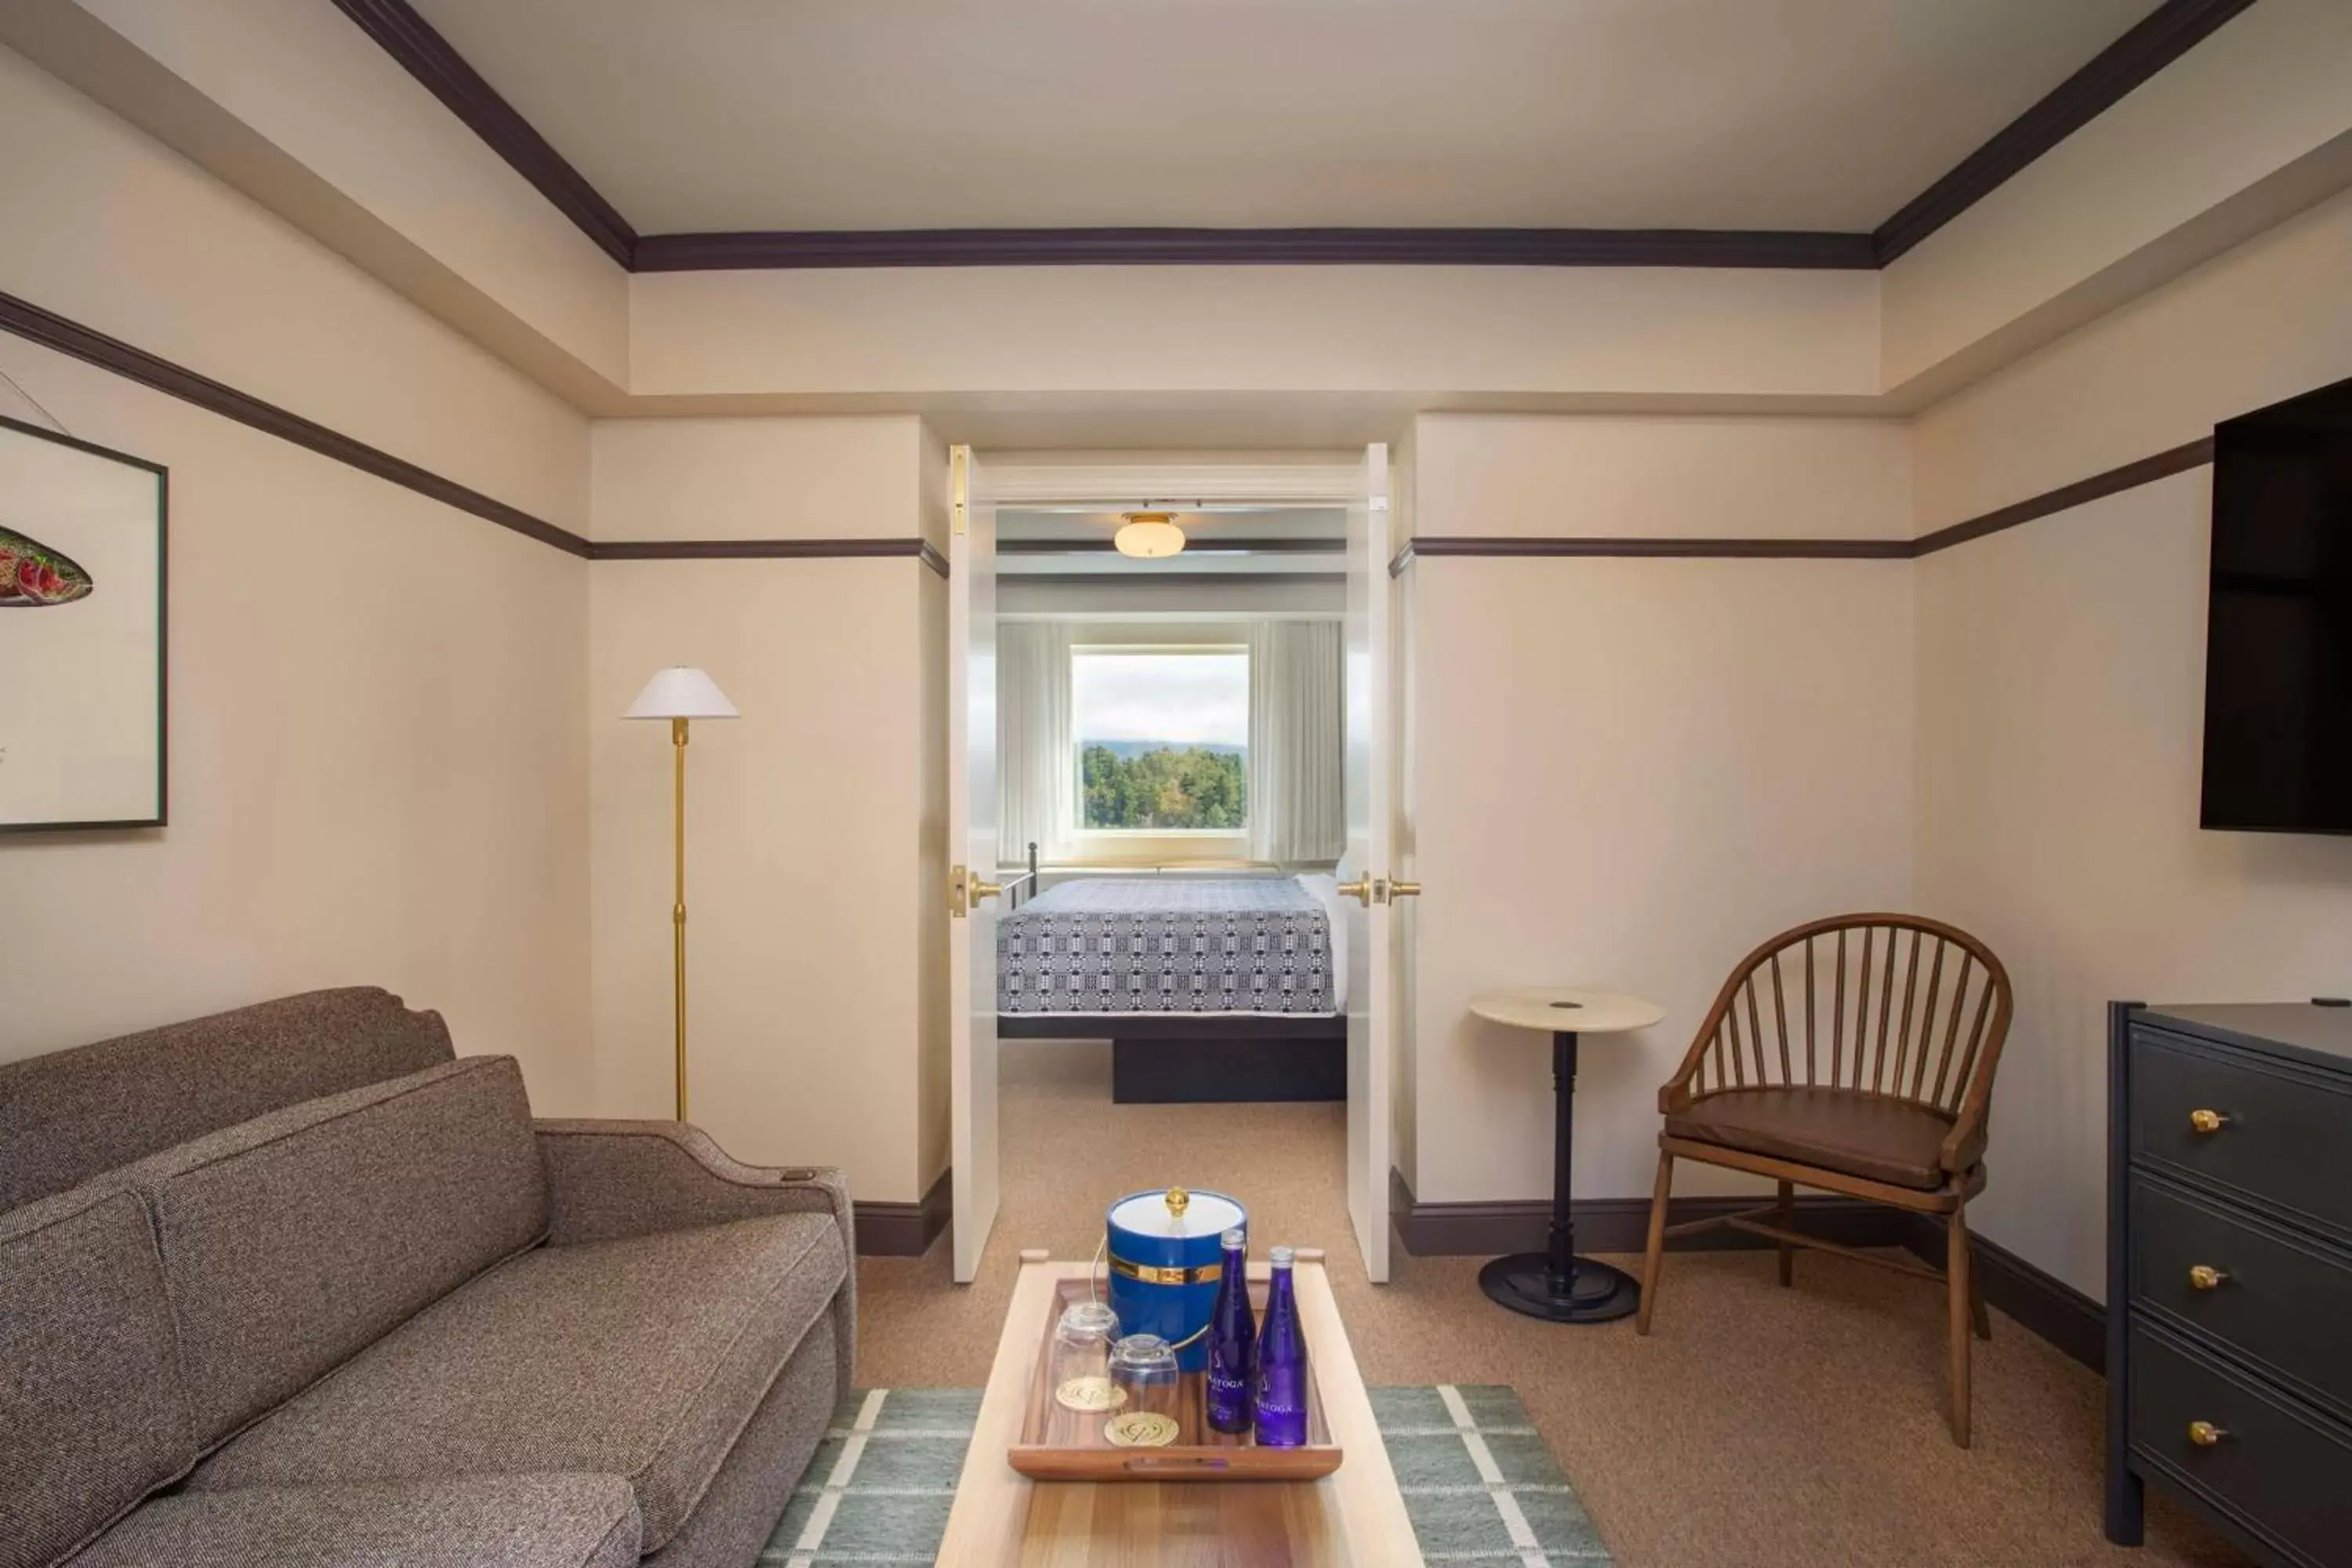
[625, 666, 738, 1122]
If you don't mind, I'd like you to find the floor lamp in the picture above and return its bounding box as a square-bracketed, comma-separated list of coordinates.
[625, 666, 738, 1122]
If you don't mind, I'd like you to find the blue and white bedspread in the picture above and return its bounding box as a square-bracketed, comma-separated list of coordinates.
[997, 876, 1339, 1016]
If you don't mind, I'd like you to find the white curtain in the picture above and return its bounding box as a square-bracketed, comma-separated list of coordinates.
[997, 622, 1073, 866]
[1247, 620, 1345, 864]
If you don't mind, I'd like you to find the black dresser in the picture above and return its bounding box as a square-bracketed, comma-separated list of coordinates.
[2108, 1002, 2352, 1566]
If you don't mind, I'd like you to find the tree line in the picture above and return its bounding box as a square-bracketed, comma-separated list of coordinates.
[1081, 744, 1247, 829]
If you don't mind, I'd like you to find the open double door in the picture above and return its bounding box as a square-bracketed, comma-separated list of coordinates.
[945, 447, 1404, 1283]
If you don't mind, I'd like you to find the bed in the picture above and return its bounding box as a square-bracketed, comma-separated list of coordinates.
[996, 872, 1350, 1103]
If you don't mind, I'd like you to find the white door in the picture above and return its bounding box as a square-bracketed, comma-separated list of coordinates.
[947, 445, 1000, 1283]
[1344, 443, 1396, 1283]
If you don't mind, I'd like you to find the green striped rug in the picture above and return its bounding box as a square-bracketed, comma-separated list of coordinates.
[764, 1385, 1610, 1565]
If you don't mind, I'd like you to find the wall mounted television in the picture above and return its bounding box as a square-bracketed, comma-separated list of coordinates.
[2201, 373, 2352, 834]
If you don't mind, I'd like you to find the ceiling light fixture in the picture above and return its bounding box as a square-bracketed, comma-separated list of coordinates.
[1113, 511, 1185, 559]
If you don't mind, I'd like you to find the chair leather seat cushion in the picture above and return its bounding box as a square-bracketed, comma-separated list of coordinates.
[1666, 1087, 1956, 1189]
[189, 1213, 845, 1553]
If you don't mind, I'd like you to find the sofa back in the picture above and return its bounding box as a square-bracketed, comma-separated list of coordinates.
[135, 1055, 549, 1445]
[0, 987, 456, 1211]
[0, 1184, 195, 1568]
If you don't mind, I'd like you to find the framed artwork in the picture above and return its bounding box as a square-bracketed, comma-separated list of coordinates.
[0, 412, 167, 831]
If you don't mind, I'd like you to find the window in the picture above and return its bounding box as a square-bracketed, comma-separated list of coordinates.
[1072, 648, 1248, 832]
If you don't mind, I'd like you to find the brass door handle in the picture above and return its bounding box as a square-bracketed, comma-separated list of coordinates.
[2188, 1109, 2230, 1134]
[970, 873, 1004, 902]
[2187, 1421, 2226, 1448]
[2188, 1265, 2228, 1290]
[1389, 880, 1422, 898]
[1334, 878, 1374, 906]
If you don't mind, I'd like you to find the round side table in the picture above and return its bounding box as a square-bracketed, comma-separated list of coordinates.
[1468, 986, 1666, 1324]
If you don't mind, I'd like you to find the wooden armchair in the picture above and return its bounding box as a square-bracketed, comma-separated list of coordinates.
[1637, 913, 2013, 1446]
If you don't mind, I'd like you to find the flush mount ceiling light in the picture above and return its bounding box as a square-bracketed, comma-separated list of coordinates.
[1113, 511, 1185, 559]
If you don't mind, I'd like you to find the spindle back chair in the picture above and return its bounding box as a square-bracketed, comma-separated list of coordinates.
[1637, 913, 2013, 1446]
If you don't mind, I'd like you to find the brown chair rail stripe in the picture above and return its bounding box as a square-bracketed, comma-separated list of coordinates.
[1390, 438, 2217, 575]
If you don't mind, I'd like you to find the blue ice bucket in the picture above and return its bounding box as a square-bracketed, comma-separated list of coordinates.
[1105, 1187, 1247, 1374]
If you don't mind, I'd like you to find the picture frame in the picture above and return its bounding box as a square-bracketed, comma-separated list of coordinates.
[0, 411, 168, 832]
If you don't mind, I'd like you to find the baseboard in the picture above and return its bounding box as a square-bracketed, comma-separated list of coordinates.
[854, 1167, 953, 1258]
[1902, 1214, 2106, 1373]
[1387, 1168, 1908, 1258]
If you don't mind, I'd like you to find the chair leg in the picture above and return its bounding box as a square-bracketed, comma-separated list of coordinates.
[1947, 1204, 1973, 1448]
[1636, 1151, 1674, 1335]
[1775, 1179, 1795, 1287]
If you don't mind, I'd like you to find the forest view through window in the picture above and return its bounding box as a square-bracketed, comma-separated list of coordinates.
[1073, 648, 1247, 830]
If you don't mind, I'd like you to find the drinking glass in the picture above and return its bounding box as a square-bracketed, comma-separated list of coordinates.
[1050, 1299, 1123, 1415]
[1108, 1332, 1182, 1426]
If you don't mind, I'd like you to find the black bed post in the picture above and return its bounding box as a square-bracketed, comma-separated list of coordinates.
[1028, 841, 1037, 908]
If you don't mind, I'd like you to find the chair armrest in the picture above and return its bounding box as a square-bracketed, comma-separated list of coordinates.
[534, 1120, 855, 1388]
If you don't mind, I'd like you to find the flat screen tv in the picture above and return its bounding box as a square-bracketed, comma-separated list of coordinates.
[2201, 373, 2352, 834]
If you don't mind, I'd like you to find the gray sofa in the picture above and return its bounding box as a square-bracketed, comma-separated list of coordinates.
[0, 989, 855, 1568]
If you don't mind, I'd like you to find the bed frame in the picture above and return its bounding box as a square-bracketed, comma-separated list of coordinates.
[996, 844, 1347, 1105]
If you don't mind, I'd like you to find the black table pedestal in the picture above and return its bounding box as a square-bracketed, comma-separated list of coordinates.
[1476, 1029, 1641, 1324]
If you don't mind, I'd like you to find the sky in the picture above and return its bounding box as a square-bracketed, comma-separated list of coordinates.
[1073, 651, 1247, 746]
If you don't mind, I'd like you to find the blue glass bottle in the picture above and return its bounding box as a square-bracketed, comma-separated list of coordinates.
[1205, 1229, 1256, 1434]
[1253, 1245, 1309, 1447]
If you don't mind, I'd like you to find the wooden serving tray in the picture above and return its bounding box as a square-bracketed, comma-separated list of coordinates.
[1008, 1272, 1345, 1482]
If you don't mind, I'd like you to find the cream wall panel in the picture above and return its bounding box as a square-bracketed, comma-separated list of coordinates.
[590, 416, 925, 542]
[1911, 193, 2352, 1298]
[1882, 0, 2352, 392]
[629, 265, 1882, 399]
[588, 559, 930, 1200]
[1915, 184, 2352, 532]
[1405, 414, 1915, 1204]
[1416, 414, 1911, 540]
[67, 0, 630, 386]
[0, 339, 593, 1110]
[915, 422, 951, 1196]
[0, 42, 589, 531]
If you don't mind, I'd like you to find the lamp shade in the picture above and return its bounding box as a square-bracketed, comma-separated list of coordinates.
[1114, 513, 1185, 559]
[625, 666, 739, 720]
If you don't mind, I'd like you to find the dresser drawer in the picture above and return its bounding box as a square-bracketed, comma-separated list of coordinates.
[2132, 1178, 2352, 1420]
[2131, 1029, 2352, 1238]
[2129, 1325, 2352, 1567]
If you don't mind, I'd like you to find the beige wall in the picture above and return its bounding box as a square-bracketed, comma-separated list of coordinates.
[1911, 184, 2352, 1298]
[585, 417, 938, 1202]
[0, 40, 592, 1108]
[1403, 416, 1916, 1203]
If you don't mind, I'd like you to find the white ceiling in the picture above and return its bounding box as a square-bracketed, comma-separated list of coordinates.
[404, 0, 2161, 234]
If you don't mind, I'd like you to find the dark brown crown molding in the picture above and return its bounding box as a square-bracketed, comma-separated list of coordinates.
[0, 287, 592, 556]
[328, 0, 637, 267]
[334, 0, 2256, 274]
[1000, 537, 1346, 555]
[634, 227, 1877, 272]
[1872, 0, 2257, 265]
[590, 537, 949, 576]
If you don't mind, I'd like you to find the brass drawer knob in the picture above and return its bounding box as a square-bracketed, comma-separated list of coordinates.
[2188, 1265, 2228, 1290]
[2187, 1421, 2227, 1448]
[2188, 1109, 2230, 1134]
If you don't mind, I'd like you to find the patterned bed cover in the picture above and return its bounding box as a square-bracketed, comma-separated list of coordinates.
[996, 876, 1340, 1017]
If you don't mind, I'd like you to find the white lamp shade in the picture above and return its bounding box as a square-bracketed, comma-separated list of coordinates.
[625, 666, 739, 720]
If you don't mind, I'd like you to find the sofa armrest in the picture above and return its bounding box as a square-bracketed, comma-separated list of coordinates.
[534, 1120, 854, 1390]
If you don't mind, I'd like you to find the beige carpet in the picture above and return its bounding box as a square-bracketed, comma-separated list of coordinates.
[856, 1042, 2247, 1568]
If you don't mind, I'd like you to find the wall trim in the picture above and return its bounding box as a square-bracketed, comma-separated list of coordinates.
[334, 0, 2252, 274]
[1388, 1170, 2107, 1372]
[588, 537, 950, 576]
[1391, 436, 2219, 575]
[326, 0, 637, 267]
[854, 1167, 953, 1258]
[1871, 0, 2258, 265]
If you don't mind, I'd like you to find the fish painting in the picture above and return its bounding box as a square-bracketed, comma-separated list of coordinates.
[0, 525, 93, 606]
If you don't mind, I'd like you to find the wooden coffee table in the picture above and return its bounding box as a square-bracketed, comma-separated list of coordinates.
[937, 1249, 1425, 1566]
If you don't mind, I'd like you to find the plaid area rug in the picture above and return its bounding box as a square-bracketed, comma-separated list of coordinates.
[763, 1384, 1611, 1565]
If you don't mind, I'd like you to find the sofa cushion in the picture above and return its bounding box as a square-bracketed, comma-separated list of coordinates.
[0, 1185, 194, 1568]
[1665, 1086, 1958, 1189]
[136, 1057, 546, 1446]
[192, 1212, 848, 1552]
[64, 1475, 640, 1568]
[0, 988, 454, 1211]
